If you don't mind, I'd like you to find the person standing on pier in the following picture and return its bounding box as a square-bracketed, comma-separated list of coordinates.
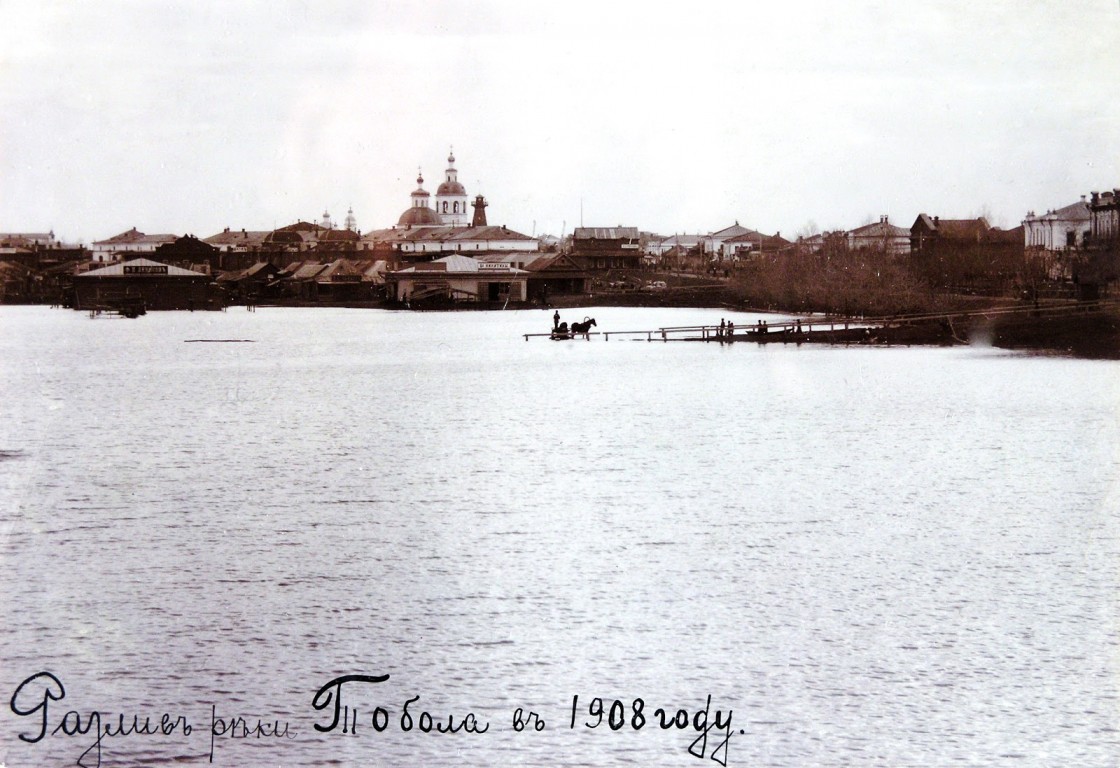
[719, 318, 726, 340]
[553, 310, 560, 330]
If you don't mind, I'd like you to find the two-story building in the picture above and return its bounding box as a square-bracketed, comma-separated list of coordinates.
[570, 227, 641, 269]
[90, 228, 178, 263]
[1089, 189, 1119, 249]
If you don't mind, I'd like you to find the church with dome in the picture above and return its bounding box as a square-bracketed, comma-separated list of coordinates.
[361, 148, 539, 262]
[398, 150, 475, 228]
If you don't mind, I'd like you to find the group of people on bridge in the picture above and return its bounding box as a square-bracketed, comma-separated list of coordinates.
[716, 318, 805, 340]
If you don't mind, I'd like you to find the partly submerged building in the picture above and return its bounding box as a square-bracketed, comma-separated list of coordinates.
[386, 254, 529, 304]
[73, 257, 216, 310]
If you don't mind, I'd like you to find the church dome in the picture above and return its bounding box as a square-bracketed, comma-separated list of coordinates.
[398, 170, 442, 227]
[436, 179, 466, 195]
[398, 206, 442, 226]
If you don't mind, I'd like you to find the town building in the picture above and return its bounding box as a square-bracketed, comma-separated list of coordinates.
[316, 228, 361, 255]
[150, 235, 219, 274]
[0, 231, 87, 267]
[571, 227, 641, 269]
[361, 224, 537, 259]
[1083, 189, 1120, 289]
[0, 231, 55, 248]
[1023, 199, 1091, 252]
[910, 214, 1023, 257]
[796, 231, 848, 255]
[910, 214, 1024, 292]
[478, 252, 589, 301]
[259, 221, 326, 259]
[275, 258, 384, 302]
[214, 261, 283, 303]
[0, 261, 36, 303]
[90, 228, 178, 262]
[910, 215, 990, 253]
[73, 257, 215, 310]
[847, 216, 911, 254]
[1022, 199, 1091, 280]
[646, 234, 703, 258]
[704, 222, 757, 259]
[386, 254, 529, 304]
[203, 228, 272, 271]
[1089, 189, 1119, 249]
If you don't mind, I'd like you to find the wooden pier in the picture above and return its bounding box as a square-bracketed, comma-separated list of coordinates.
[525, 317, 875, 343]
[524, 300, 1120, 346]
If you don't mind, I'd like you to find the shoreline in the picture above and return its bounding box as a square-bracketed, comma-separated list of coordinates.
[533, 287, 1120, 359]
[14, 286, 1120, 359]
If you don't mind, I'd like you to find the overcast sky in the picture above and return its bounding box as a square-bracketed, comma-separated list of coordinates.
[2, 1, 1118, 244]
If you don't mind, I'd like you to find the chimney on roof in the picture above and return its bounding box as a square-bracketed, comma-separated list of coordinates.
[880, 215, 888, 224]
[224, 227, 230, 233]
[934, 216, 940, 226]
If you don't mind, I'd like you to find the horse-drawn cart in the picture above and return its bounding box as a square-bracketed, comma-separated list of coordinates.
[550, 317, 596, 340]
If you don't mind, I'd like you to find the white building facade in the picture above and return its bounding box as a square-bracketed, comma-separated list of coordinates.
[90, 228, 178, 262]
[1022, 199, 1091, 253]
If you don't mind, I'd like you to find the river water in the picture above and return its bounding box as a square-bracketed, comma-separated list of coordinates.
[1, 305, 1117, 767]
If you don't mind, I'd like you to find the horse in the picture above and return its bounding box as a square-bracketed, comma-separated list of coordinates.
[570, 317, 596, 339]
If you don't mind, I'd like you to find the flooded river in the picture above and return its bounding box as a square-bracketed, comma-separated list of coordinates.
[1, 305, 1117, 767]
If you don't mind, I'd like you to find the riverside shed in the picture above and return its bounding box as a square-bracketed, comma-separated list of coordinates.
[73, 257, 216, 311]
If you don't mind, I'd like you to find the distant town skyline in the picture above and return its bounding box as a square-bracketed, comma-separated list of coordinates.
[2, 1, 1118, 244]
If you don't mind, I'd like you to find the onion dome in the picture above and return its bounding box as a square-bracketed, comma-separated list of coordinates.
[397, 170, 442, 226]
[436, 152, 466, 196]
